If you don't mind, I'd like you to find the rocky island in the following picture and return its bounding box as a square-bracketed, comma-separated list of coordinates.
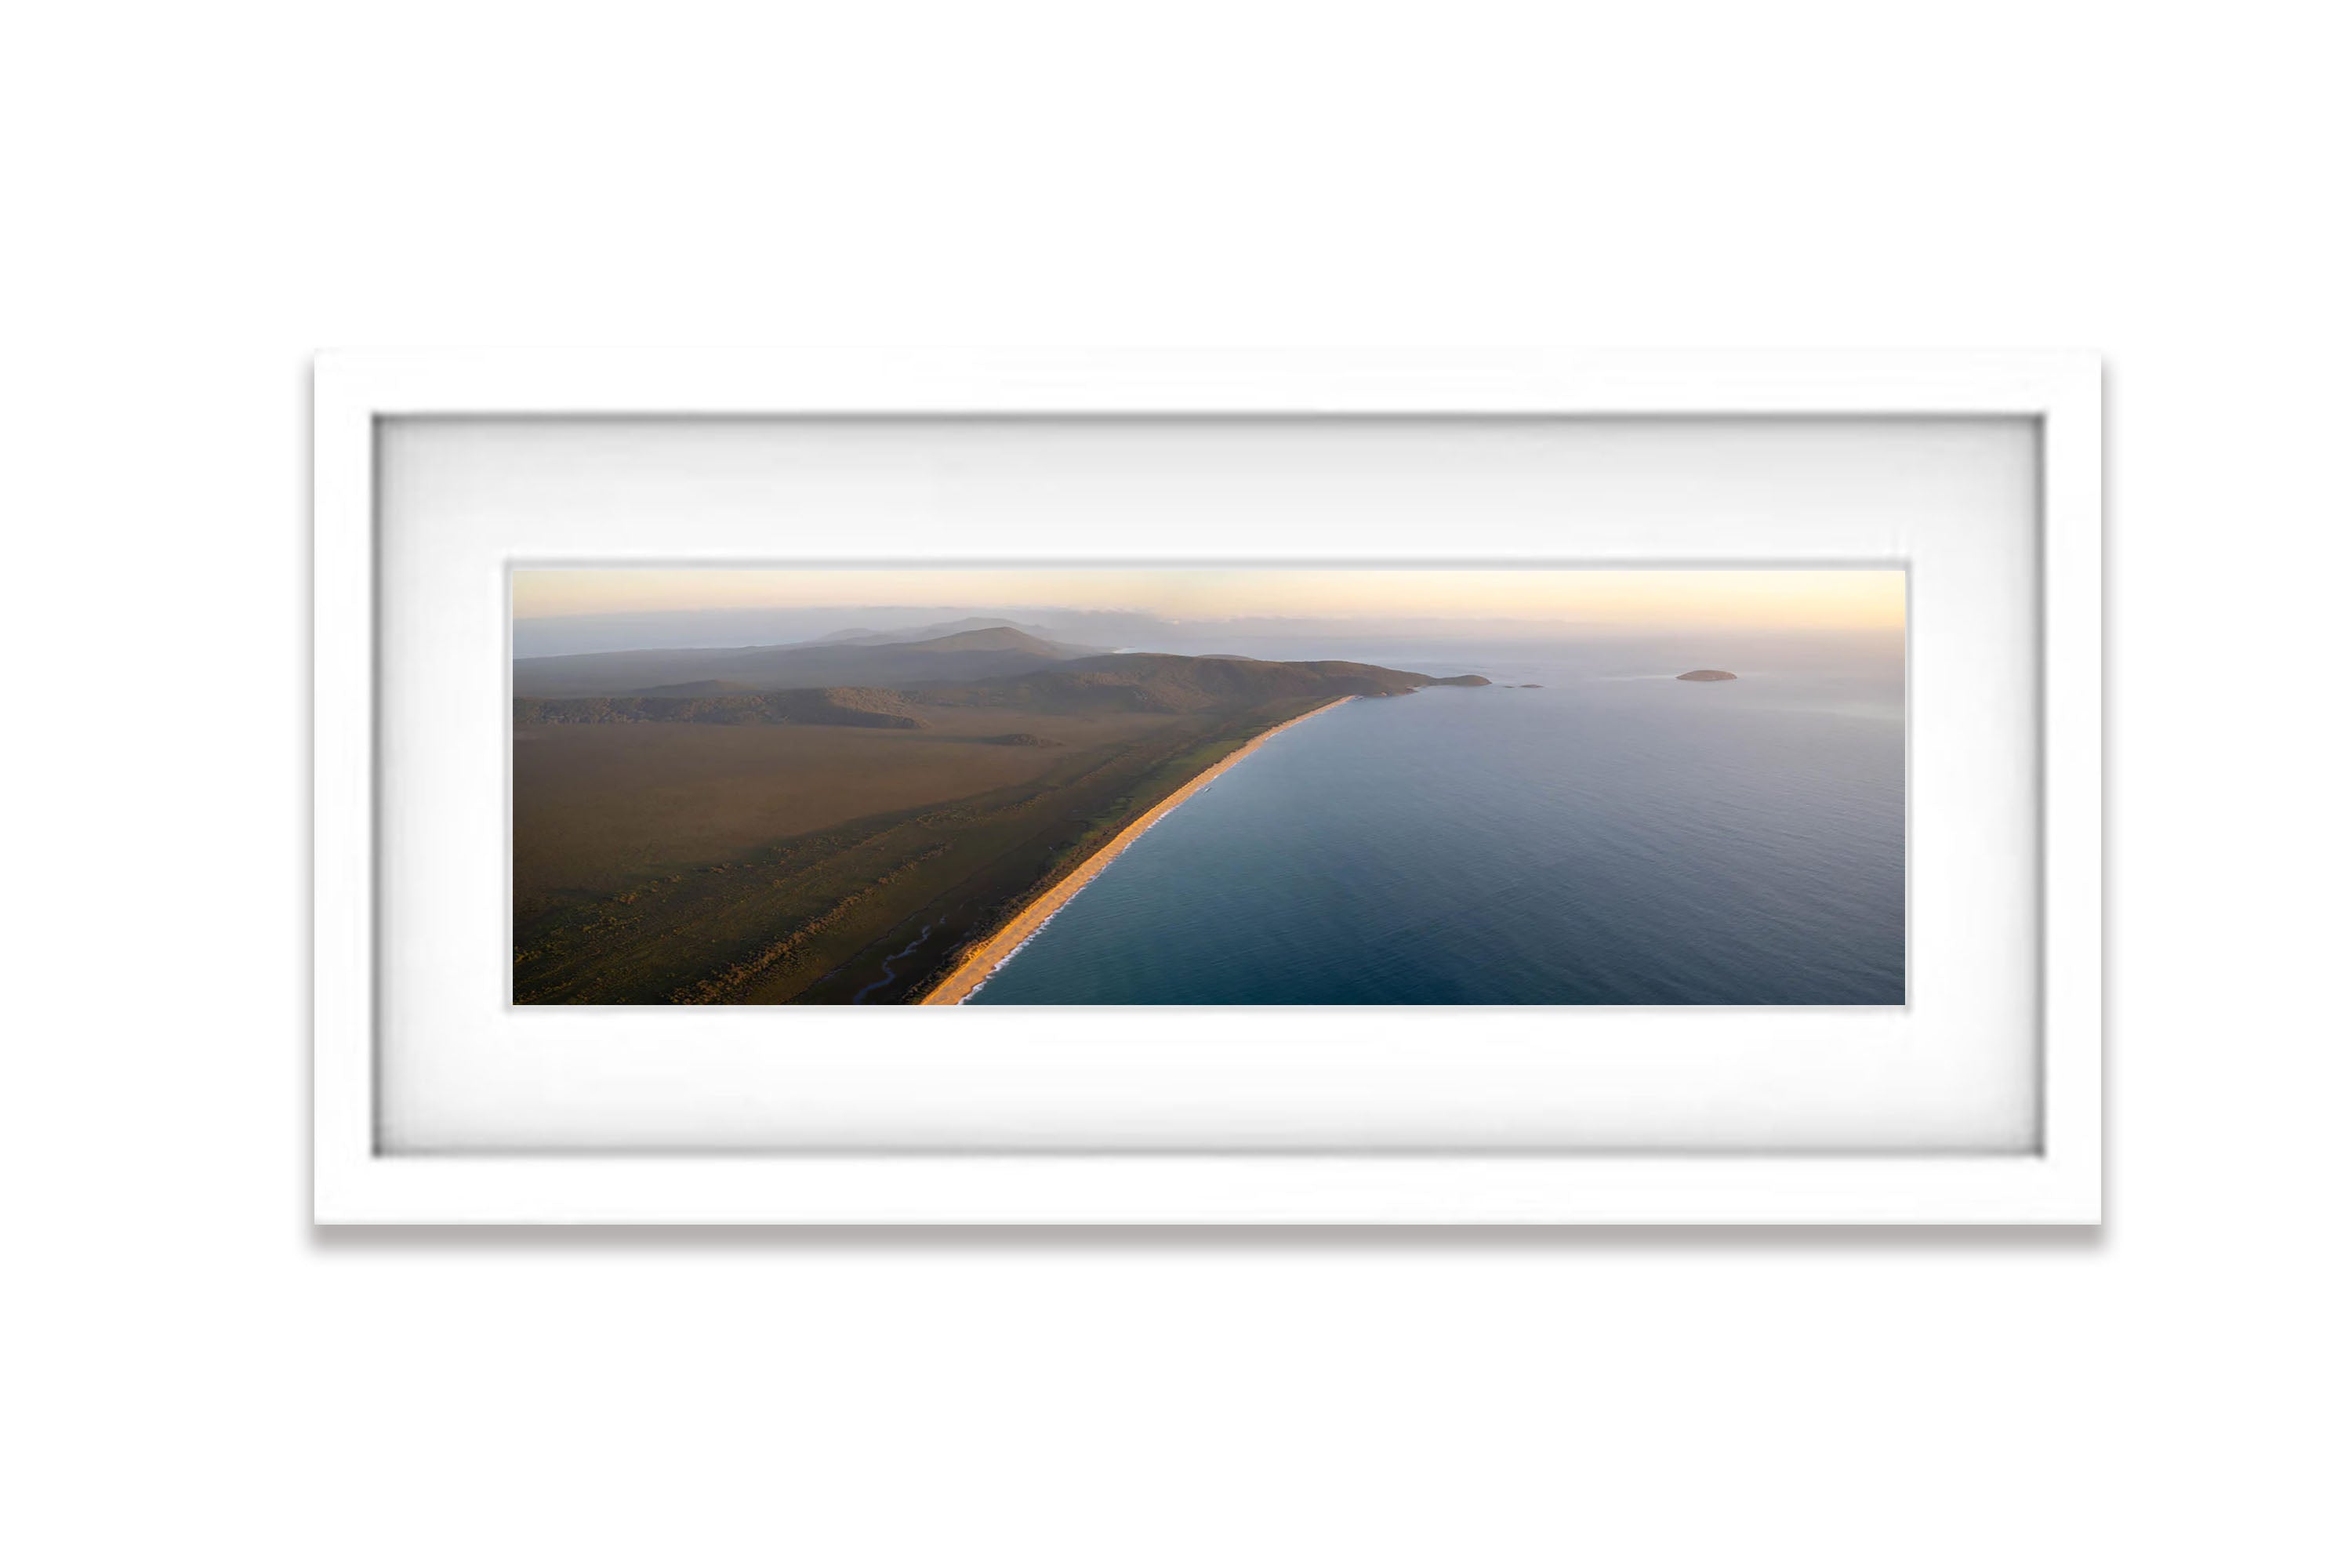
[1675, 670, 1737, 682]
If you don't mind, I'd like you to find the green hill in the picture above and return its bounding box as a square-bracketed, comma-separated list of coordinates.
[515, 653, 1488, 729]
[914, 653, 1488, 714]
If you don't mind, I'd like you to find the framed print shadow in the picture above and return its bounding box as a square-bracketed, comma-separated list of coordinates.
[314, 350, 2101, 1225]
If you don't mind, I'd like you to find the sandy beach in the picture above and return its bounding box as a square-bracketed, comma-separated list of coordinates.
[916, 696, 1357, 1004]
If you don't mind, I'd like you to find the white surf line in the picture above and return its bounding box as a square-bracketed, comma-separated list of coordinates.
[931, 695, 1357, 1005]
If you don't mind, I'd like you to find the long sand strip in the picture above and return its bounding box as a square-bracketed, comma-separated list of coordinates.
[917, 697, 1357, 1004]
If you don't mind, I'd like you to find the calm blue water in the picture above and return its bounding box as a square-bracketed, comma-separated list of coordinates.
[968, 636, 1905, 1006]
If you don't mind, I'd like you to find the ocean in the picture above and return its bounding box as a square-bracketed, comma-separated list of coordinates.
[966, 633, 1906, 1006]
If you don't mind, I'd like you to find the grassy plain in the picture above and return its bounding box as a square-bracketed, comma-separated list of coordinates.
[514, 709, 1174, 911]
[510, 705, 1312, 1004]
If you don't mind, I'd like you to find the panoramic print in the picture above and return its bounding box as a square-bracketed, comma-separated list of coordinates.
[513, 568, 1905, 1005]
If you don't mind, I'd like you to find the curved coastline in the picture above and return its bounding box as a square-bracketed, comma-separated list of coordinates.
[916, 695, 1358, 1004]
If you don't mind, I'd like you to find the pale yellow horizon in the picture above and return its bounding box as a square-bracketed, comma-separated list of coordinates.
[512, 567, 1904, 630]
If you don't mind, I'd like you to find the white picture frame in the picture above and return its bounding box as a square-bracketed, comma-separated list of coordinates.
[314, 350, 2101, 1225]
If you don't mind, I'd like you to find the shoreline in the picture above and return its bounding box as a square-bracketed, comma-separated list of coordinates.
[915, 696, 1358, 1004]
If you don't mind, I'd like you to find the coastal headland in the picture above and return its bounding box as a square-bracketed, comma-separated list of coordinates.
[511, 630, 1483, 1004]
[916, 697, 1356, 1004]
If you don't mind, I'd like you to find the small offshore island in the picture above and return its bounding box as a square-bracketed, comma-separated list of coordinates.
[512, 624, 1486, 1005]
[1675, 669, 1738, 682]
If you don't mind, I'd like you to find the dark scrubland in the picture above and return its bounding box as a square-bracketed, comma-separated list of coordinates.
[513, 634, 1484, 1005]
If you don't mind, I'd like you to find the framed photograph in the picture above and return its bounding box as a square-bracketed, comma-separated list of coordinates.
[314, 350, 2100, 1225]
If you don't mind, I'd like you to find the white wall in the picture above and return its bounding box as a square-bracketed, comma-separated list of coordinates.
[6, 4, 2345, 1564]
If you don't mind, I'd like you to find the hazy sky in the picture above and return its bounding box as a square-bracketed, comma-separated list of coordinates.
[513, 568, 1904, 630]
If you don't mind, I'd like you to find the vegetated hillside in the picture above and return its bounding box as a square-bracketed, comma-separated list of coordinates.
[1291, 659, 1491, 689]
[913, 653, 1490, 714]
[515, 687, 927, 728]
[514, 654, 1490, 730]
[887, 627, 1072, 656]
[512, 624, 1087, 698]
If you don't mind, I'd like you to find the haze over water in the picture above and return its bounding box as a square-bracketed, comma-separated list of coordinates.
[971, 633, 1905, 1006]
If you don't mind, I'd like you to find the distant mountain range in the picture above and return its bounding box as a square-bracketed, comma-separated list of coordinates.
[514, 623, 1488, 724]
[510, 606, 1133, 660]
[796, 616, 1108, 654]
[510, 603, 1899, 662]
